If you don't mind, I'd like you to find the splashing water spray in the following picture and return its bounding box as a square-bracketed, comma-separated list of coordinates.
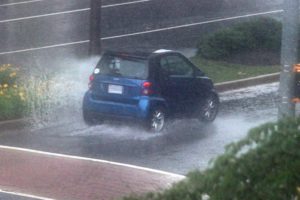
[25, 55, 100, 128]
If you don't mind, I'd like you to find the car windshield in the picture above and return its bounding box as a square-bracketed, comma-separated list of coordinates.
[96, 55, 148, 79]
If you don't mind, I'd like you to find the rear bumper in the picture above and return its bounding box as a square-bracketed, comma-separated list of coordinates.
[82, 91, 151, 120]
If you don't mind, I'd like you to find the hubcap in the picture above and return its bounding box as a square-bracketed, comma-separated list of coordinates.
[151, 110, 165, 132]
[203, 98, 218, 120]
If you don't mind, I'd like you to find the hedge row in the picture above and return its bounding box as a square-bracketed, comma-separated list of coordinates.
[125, 117, 300, 200]
[198, 17, 282, 60]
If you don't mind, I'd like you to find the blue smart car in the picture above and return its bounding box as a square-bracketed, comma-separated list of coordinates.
[82, 49, 219, 132]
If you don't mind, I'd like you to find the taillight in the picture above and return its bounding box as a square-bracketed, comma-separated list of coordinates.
[88, 74, 94, 89]
[142, 81, 154, 95]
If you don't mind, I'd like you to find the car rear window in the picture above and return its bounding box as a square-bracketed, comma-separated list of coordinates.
[95, 54, 148, 79]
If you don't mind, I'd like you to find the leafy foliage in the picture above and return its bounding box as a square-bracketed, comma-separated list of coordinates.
[0, 64, 27, 120]
[124, 118, 300, 200]
[198, 17, 282, 60]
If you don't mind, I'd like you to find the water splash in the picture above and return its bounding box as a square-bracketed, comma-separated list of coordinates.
[25, 56, 100, 128]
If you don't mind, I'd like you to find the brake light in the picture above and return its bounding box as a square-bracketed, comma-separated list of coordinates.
[142, 81, 154, 95]
[88, 74, 94, 89]
[143, 81, 152, 88]
[89, 74, 95, 81]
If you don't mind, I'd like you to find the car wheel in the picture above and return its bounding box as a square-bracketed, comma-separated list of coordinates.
[83, 110, 97, 125]
[199, 93, 219, 122]
[147, 108, 166, 133]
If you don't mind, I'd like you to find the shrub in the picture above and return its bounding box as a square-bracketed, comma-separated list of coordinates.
[0, 64, 27, 120]
[124, 118, 300, 200]
[234, 17, 282, 51]
[0, 64, 59, 122]
[198, 17, 282, 60]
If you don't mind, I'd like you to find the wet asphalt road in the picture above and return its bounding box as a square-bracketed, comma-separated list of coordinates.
[0, 0, 283, 70]
[0, 192, 40, 200]
[0, 83, 280, 175]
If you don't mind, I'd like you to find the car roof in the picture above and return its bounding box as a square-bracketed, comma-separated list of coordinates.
[103, 49, 176, 60]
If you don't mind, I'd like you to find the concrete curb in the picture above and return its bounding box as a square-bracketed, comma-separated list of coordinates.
[0, 73, 280, 127]
[0, 117, 31, 131]
[215, 72, 280, 92]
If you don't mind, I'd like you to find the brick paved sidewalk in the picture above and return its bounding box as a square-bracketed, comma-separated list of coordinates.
[0, 146, 185, 200]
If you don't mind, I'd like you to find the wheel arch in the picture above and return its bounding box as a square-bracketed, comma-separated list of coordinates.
[148, 99, 169, 116]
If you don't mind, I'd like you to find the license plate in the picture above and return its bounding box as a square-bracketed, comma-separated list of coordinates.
[108, 84, 123, 94]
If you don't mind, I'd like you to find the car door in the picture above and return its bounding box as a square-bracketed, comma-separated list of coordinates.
[158, 54, 196, 115]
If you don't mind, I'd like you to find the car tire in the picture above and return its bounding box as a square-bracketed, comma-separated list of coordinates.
[83, 110, 97, 126]
[199, 92, 219, 122]
[146, 107, 166, 133]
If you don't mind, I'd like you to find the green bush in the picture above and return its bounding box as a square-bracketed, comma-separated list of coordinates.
[125, 118, 300, 200]
[0, 64, 27, 120]
[198, 17, 282, 60]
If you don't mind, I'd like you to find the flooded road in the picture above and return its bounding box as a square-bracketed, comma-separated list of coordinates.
[0, 83, 279, 174]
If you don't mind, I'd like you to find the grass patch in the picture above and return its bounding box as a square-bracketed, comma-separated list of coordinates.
[191, 56, 280, 83]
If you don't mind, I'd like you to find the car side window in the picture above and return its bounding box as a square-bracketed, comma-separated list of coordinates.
[161, 55, 194, 78]
[159, 57, 170, 80]
[160, 57, 169, 72]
